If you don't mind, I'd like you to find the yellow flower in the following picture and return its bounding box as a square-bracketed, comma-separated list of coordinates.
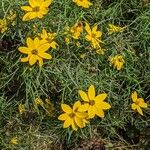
[107, 24, 126, 35]
[58, 101, 88, 131]
[73, 0, 92, 8]
[85, 22, 103, 49]
[0, 19, 8, 33]
[34, 98, 44, 106]
[109, 55, 125, 71]
[18, 103, 25, 114]
[10, 137, 18, 145]
[40, 29, 58, 49]
[18, 37, 52, 67]
[78, 85, 111, 119]
[21, 0, 52, 21]
[131, 91, 148, 115]
[70, 22, 83, 39]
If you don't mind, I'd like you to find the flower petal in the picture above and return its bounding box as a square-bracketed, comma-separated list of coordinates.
[94, 93, 107, 102]
[95, 106, 104, 118]
[74, 117, 84, 128]
[73, 101, 81, 112]
[78, 90, 89, 102]
[131, 103, 137, 110]
[29, 55, 37, 66]
[97, 102, 111, 110]
[71, 119, 78, 131]
[20, 56, 29, 62]
[37, 57, 43, 67]
[63, 117, 72, 128]
[38, 43, 50, 52]
[88, 106, 95, 118]
[88, 85, 95, 100]
[139, 101, 148, 108]
[131, 91, 137, 102]
[21, 6, 32, 11]
[137, 106, 143, 116]
[58, 113, 68, 121]
[61, 104, 72, 113]
[38, 53, 52, 59]
[27, 37, 34, 49]
[78, 103, 89, 112]
[85, 22, 92, 35]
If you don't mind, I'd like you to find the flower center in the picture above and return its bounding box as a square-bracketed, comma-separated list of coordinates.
[69, 113, 75, 118]
[33, 6, 40, 12]
[135, 100, 140, 105]
[31, 49, 38, 55]
[92, 33, 96, 38]
[89, 100, 95, 106]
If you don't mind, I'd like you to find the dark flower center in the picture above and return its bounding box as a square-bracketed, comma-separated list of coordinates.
[31, 49, 38, 55]
[33, 7, 40, 12]
[69, 113, 75, 118]
[89, 100, 95, 106]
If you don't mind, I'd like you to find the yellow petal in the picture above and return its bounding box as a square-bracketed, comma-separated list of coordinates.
[63, 117, 72, 128]
[71, 119, 78, 131]
[88, 106, 95, 118]
[78, 90, 89, 102]
[97, 102, 111, 110]
[29, 0, 35, 7]
[76, 112, 88, 118]
[85, 22, 92, 35]
[34, 38, 40, 48]
[38, 43, 50, 52]
[85, 35, 92, 41]
[38, 53, 52, 59]
[139, 101, 148, 108]
[29, 55, 37, 66]
[27, 37, 34, 48]
[74, 117, 84, 128]
[78, 103, 89, 112]
[22, 12, 32, 21]
[88, 85, 95, 100]
[73, 101, 81, 111]
[18, 47, 30, 54]
[37, 57, 43, 67]
[137, 106, 143, 115]
[131, 103, 137, 110]
[94, 93, 107, 102]
[95, 106, 104, 118]
[43, 0, 53, 7]
[61, 104, 72, 113]
[58, 113, 68, 121]
[20, 56, 29, 62]
[21, 6, 32, 11]
[131, 91, 137, 102]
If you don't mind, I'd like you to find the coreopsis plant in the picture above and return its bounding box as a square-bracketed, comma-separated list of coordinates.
[107, 24, 126, 34]
[85, 22, 103, 49]
[0, 19, 7, 33]
[18, 37, 52, 67]
[40, 29, 58, 49]
[18, 103, 26, 114]
[78, 85, 111, 119]
[58, 101, 88, 131]
[131, 91, 148, 115]
[73, 0, 92, 8]
[21, 0, 52, 21]
[64, 22, 83, 43]
[109, 55, 125, 71]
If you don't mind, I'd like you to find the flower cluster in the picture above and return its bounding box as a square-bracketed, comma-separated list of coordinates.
[58, 85, 111, 131]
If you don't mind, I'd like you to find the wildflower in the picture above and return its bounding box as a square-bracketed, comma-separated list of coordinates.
[70, 22, 83, 39]
[21, 0, 52, 21]
[0, 19, 8, 33]
[18, 37, 52, 67]
[78, 85, 111, 118]
[131, 91, 148, 115]
[85, 22, 103, 49]
[80, 53, 86, 59]
[58, 101, 88, 131]
[107, 24, 126, 35]
[10, 137, 18, 145]
[34, 98, 44, 106]
[18, 103, 26, 114]
[73, 0, 92, 8]
[109, 55, 125, 71]
[40, 29, 58, 49]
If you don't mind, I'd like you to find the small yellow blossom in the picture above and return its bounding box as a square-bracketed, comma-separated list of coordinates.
[109, 55, 125, 71]
[10, 137, 18, 145]
[107, 24, 126, 34]
[40, 29, 58, 49]
[18, 103, 26, 114]
[96, 48, 106, 55]
[78, 85, 111, 119]
[70, 22, 83, 39]
[21, 0, 52, 21]
[85, 22, 103, 49]
[80, 53, 86, 59]
[0, 19, 8, 33]
[58, 101, 88, 131]
[18, 37, 52, 67]
[73, 0, 92, 8]
[34, 98, 44, 106]
[131, 91, 148, 115]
